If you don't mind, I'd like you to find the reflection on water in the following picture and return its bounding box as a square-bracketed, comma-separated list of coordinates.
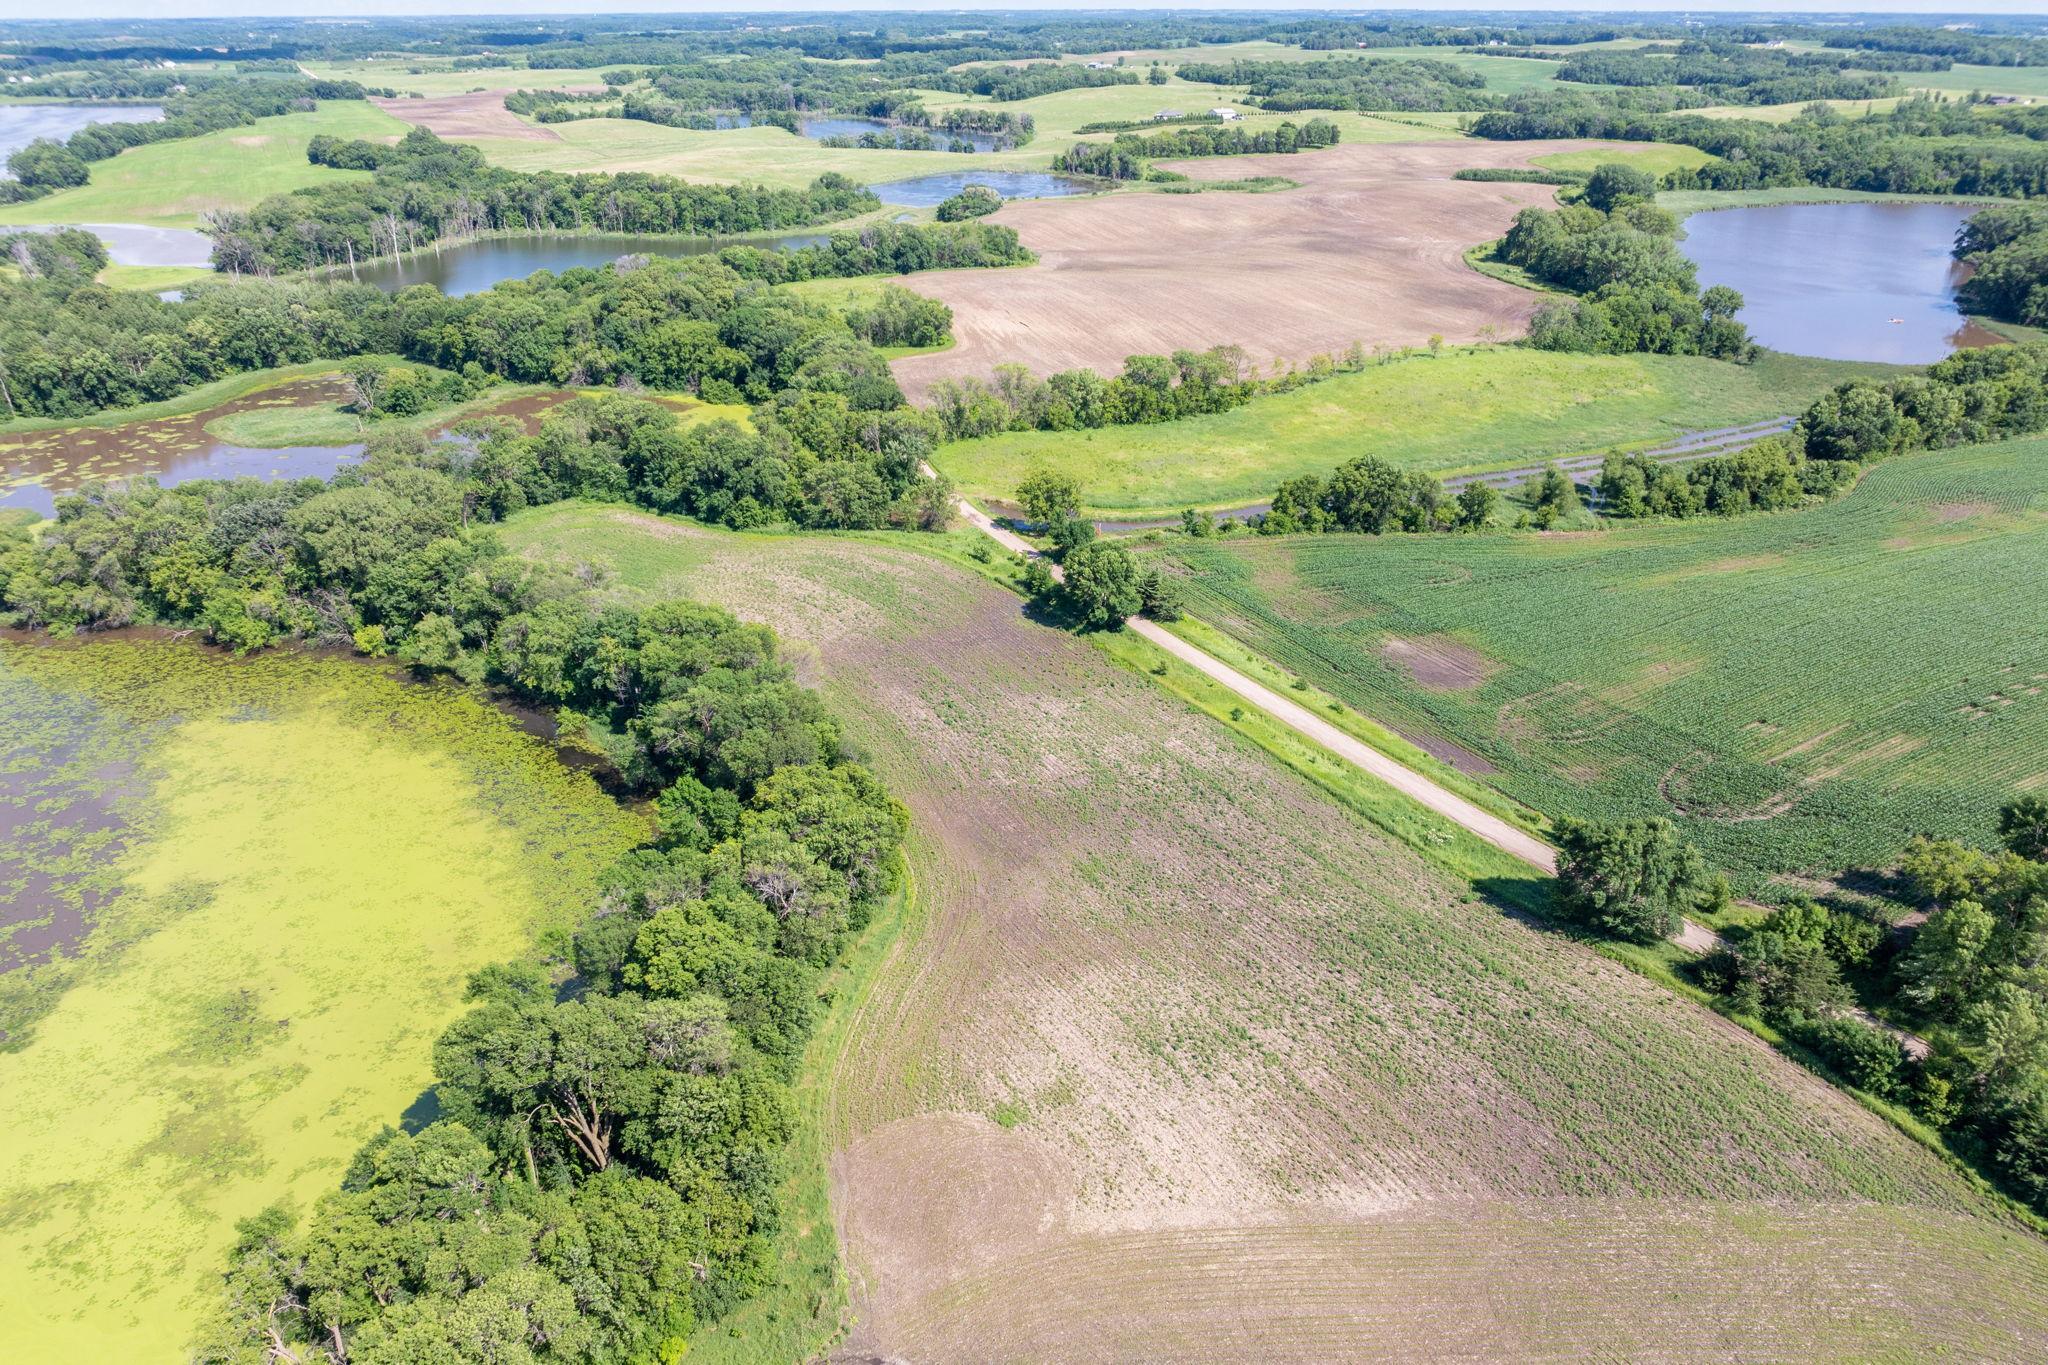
[0, 381, 582, 517]
[347, 230, 831, 295]
[0, 103, 161, 173]
[870, 170, 1093, 206]
[1678, 202, 1999, 364]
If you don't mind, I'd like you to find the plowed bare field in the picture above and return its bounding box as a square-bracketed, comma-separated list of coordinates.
[371, 90, 562, 142]
[505, 505, 2048, 1362]
[891, 139, 1636, 400]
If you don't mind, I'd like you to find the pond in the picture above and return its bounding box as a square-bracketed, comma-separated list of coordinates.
[0, 379, 577, 516]
[346, 229, 832, 294]
[1677, 202, 1999, 364]
[870, 170, 1094, 207]
[0, 633, 644, 1359]
[0, 102, 161, 172]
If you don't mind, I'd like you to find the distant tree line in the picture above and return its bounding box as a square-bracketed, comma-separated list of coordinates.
[1177, 56, 1494, 113]
[1477, 94, 2048, 200]
[1053, 117, 1340, 179]
[930, 347, 1260, 440]
[0, 76, 370, 202]
[927, 62, 1137, 102]
[211, 128, 882, 274]
[1554, 43, 1901, 106]
[0, 228, 1019, 420]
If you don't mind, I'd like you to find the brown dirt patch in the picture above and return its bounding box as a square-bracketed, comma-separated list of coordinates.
[889, 139, 1649, 399]
[1933, 500, 1995, 524]
[228, 135, 271, 148]
[1379, 632, 1497, 692]
[371, 90, 558, 142]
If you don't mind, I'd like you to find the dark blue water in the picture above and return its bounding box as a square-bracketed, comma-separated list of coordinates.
[1678, 202, 1997, 364]
[350, 231, 831, 295]
[871, 171, 1092, 207]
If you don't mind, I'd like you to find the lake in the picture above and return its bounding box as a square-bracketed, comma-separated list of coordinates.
[346, 229, 832, 294]
[1678, 201, 1999, 364]
[871, 170, 1093, 207]
[8, 220, 212, 267]
[0, 102, 161, 173]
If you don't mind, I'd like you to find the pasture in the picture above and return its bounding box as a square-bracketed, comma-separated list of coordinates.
[499, 500, 2048, 1361]
[1151, 436, 2048, 890]
[0, 639, 644, 1360]
[1534, 143, 1720, 177]
[0, 101, 409, 229]
[931, 348, 1894, 516]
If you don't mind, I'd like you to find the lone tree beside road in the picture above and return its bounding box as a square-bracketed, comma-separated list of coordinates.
[1554, 816, 1725, 942]
[1061, 541, 1143, 629]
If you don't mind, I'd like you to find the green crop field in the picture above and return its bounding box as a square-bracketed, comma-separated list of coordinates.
[0, 101, 410, 228]
[1151, 436, 2048, 890]
[1904, 63, 2048, 101]
[930, 347, 1897, 516]
[0, 639, 644, 1360]
[301, 59, 627, 96]
[498, 501, 2048, 1359]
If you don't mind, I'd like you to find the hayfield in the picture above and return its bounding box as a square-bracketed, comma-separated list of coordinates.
[1533, 142, 1721, 177]
[1152, 436, 2048, 890]
[931, 347, 1896, 516]
[0, 639, 644, 1360]
[503, 501, 2048, 1360]
[0, 101, 409, 228]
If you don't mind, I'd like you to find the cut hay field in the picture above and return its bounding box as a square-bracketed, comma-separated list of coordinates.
[887, 138, 1659, 399]
[0, 638, 645, 1360]
[502, 501, 2048, 1361]
[1150, 436, 2048, 891]
[1533, 142, 1720, 177]
[932, 347, 1895, 516]
[0, 101, 409, 229]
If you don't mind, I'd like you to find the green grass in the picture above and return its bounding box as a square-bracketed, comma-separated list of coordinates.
[0, 101, 411, 228]
[1535, 143, 1720, 177]
[1148, 436, 2048, 891]
[97, 263, 215, 292]
[198, 378, 559, 448]
[0, 638, 646, 1360]
[1905, 64, 2048, 102]
[931, 346, 1898, 516]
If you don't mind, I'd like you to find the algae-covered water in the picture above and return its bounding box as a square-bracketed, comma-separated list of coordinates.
[0, 635, 648, 1359]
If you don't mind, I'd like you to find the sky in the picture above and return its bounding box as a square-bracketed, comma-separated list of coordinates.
[1, 2, 2043, 19]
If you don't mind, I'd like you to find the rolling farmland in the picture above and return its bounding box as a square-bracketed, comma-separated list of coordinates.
[502, 502, 2048, 1360]
[932, 348, 1893, 516]
[1151, 437, 2048, 890]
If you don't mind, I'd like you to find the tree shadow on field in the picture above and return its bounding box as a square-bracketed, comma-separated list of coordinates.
[400, 1086, 443, 1134]
[1019, 591, 1086, 632]
[1474, 872, 1564, 933]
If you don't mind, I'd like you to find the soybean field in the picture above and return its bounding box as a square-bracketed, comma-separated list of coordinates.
[1153, 437, 2048, 890]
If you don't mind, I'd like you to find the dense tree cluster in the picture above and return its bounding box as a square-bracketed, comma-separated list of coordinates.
[930, 346, 1257, 440]
[1258, 455, 1495, 536]
[1594, 437, 1858, 520]
[935, 185, 1003, 221]
[1553, 817, 1728, 943]
[0, 407, 906, 1359]
[209, 128, 881, 274]
[1794, 342, 2048, 462]
[1501, 192, 1756, 360]
[1178, 57, 1493, 113]
[1053, 116, 1339, 179]
[0, 225, 1016, 420]
[840, 284, 952, 349]
[1954, 203, 2048, 326]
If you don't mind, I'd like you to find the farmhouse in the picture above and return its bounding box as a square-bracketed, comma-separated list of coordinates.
[1212, 106, 1240, 120]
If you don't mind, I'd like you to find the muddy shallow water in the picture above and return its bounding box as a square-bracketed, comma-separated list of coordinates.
[0, 379, 580, 516]
[0, 102, 161, 172]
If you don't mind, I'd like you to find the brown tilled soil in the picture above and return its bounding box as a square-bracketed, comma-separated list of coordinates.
[889, 139, 1634, 399]
[371, 90, 560, 142]
[1378, 633, 1497, 692]
[522, 515, 2048, 1363]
